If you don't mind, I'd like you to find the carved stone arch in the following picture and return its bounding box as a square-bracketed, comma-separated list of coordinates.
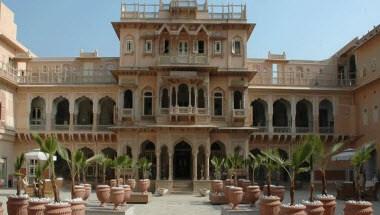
[195, 24, 210, 36]
[156, 23, 171, 35]
[176, 24, 191, 35]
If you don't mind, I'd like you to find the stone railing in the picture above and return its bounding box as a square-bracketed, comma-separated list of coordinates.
[319, 127, 334, 134]
[159, 55, 208, 65]
[122, 108, 133, 118]
[0, 62, 19, 84]
[232, 109, 245, 118]
[273, 126, 291, 133]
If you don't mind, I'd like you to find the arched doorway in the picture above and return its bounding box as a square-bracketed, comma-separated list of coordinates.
[174, 141, 192, 179]
[139, 141, 156, 179]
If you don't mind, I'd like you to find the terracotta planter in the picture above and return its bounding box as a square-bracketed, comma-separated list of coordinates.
[73, 185, 86, 199]
[126, 179, 136, 190]
[45, 203, 72, 215]
[211, 180, 223, 194]
[230, 187, 244, 210]
[118, 178, 124, 185]
[111, 187, 125, 210]
[241, 180, 251, 192]
[264, 185, 286, 202]
[224, 185, 234, 204]
[122, 185, 132, 203]
[82, 184, 92, 201]
[96, 185, 111, 207]
[224, 179, 235, 187]
[7, 196, 28, 215]
[70, 200, 86, 215]
[0, 202, 3, 215]
[316, 196, 336, 215]
[110, 179, 117, 187]
[304, 201, 325, 215]
[138, 179, 150, 193]
[279, 205, 306, 215]
[246, 185, 261, 207]
[343, 201, 373, 215]
[28, 199, 50, 215]
[259, 196, 281, 215]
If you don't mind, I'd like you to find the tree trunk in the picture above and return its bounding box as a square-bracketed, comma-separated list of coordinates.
[71, 175, 75, 199]
[16, 175, 21, 196]
[51, 164, 60, 202]
[321, 169, 327, 195]
[83, 169, 87, 184]
[102, 167, 106, 185]
[267, 171, 272, 196]
[290, 173, 295, 206]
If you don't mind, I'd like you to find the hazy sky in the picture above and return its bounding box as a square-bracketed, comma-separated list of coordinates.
[3, 0, 380, 60]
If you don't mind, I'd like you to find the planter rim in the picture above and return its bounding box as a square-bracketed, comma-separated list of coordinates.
[74, 185, 85, 188]
[345, 200, 372, 206]
[302, 200, 323, 206]
[96, 185, 110, 188]
[111, 187, 124, 190]
[281, 203, 306, 209]
[47, 202, 71, 207]
[316, 194, 335, 200]
[8, 194, 29, 200]
[29, 197, 51, 203]
[247, 185, 260, 188]
[261, 195, 281, 200]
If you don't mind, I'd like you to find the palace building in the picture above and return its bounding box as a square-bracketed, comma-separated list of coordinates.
[0, 0, 379, 192]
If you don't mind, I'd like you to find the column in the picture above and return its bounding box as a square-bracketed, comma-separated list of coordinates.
[205, 152, 210, 180]
[291, 97, 296, 133]
[193, 150, 198, 181]
[46, 97, 52, 131]
[69, 97, 74, 130]
[175, 85, 179, 107]
[93, 98, 98, 131]
[268, 97, 273, 133]
[313, 98, 319, 133]
[156, 152, 161, 180]
[168, 153, 173, 181]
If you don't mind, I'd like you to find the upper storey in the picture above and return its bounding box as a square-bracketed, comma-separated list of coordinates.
[120, 0, 247, 22]
[113, 0, 254, 71]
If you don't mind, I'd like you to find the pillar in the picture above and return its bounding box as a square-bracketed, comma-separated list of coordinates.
[46, 97, 52, 131]
[156, 152, 161, 180]
[291, 97, 296, 133]
[193, 150, 198, 181]
[93, 98, 98, 131]
[205, 152, 210, 180]
[268, 97, 273, 133]
[69, 97, 74, 130]
[169, 153, 173, 181]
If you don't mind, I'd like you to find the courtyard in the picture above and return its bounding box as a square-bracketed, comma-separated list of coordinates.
[0, 188, 379, 214]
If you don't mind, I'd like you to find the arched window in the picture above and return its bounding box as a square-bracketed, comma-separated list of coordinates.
[99, 97, 115, 125]
[30, 97, 45, 125]
[191, 87, 195, 107]
[124, 90, 133, 109]
[213, 91, 223, 116]
[171, 87, 176, 107]
[161, 88, 170, 109]
[178, 84, 189, 107]
[75, 97, 93, 125]
[233, 91, 243, 109]
[143, 91, 153, 116]
[197, 89, 205, 108]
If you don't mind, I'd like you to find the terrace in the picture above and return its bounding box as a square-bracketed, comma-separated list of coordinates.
[120, 0, 246, 20]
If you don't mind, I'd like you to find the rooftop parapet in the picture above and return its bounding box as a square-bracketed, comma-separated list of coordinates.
[120, 0, 246, 20]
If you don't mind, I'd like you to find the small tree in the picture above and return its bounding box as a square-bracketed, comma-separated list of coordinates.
[351, 143, 375, 201]
[137, 157, 152, 179]
[266, 142, 313, 205]
[14, 153, 25, 196]
[121, 156, 133, 182]
[224, 154, 244, 185]
[96, 153, 113, 184]
[33, 134, 61, 202]
[57, 148, 83, 198]
[304, 135, 323, 202]
[247, 153, 261, 185]
[112, 155, 129, 186]
[210, 157, 224, 180]
[33, 162, 48, 198]
[77, 152, 99, 184]
[315, 140, 345, 195]
[260, 149, 281, 196]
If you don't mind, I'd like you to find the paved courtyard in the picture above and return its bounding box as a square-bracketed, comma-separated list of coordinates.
[0, 188, 378, 215]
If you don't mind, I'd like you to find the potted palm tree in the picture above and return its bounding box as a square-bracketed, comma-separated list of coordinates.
[210, 157, 224, 193]
[266, 142, 313, 215]
[34, 134, 72, 215]
[344, 143, 375, 215]
[246, 153, 261, 207]
[314, 140, 345, 215]
[110, 156, 129, 210]
[297, 135, 324, 215]
[7, 153, 28, 215]
[259, 149, 282, 215]
[95, 153, 113, 207]
[58, 148, 85, 200]
[224, 154, 245, 186]
[28, 162, 51, 215]
[77, 152, 98, 200]
[137, 157, 152, 194]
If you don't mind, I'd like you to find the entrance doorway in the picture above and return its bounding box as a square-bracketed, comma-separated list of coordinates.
[174, 141, 192, 179]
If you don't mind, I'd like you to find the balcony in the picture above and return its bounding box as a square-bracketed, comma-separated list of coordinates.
[273, 127, 291, 133]
[73, 125, 93, 131]
[53, 124, 70, 131]
[0, 62, 19, 84]
[159, 55, 208, 65]
[122, 108, 134, 119]
[170, 106, 195, 115]
[170, 0, 197, 9]
[30, 124, 45, 131]
[232, 109, 246, 118]
[18, 70, 116, 85]
[319, 127, 334, 134]
[252, 126, 268, 133]
[296, 126, 313, 133]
